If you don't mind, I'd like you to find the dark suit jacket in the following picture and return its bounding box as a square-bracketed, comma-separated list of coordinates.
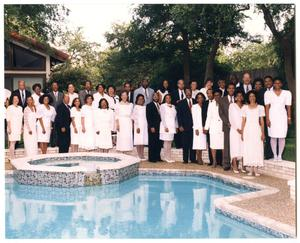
[128, 91, 134, 103]
[49, 91, 64, 110]
[171, 89, 185, 105]
[176, 98, 195, 131]
[146, 102, 161, 130]
[219, 96, 231, 131]
[256, 88, 266, 106]
[202, 100, 211, 127]
[10, 89, 31, 109]
[79, 90, 95, 105]
[236, 82, 253, 95]
[55, 103, 71, 130]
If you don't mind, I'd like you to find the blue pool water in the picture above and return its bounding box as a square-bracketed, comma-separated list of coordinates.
[5, 175, 275, 238]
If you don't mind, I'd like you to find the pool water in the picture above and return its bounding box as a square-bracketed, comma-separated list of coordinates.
[5, 175, 274, 238]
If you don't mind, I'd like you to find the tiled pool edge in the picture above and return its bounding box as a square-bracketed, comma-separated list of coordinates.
[139, 168, 296, 238]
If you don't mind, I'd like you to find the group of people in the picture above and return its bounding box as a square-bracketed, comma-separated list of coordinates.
[5, 71, 292, 176]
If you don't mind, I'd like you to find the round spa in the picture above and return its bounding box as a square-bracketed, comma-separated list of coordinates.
[10, 153, 140, 187]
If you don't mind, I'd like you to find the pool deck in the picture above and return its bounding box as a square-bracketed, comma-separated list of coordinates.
[5, 156, 296, 237]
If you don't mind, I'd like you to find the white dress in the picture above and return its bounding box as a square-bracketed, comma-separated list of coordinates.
[70, 107, 82, 145]
[31, 92, 44, 107]
[228, 103, 243, 159]
[23, 106, 38, 156]
[157, 89, 169, 103]
[94, 108, 114, 149]
[242, 105, 265, 167]
[36, 105, 56, 143]
[68, 92, 79, 106]
[204, 100, 224, 149]
[92, 92, 110, 109]
[79, 105, 95, 150]
[191, 104, 207, 150]
[6, 105, 23, 141]
[115, 102, 133, 151]
[159, 103, 178, 141]
[192, 89, 200, 99]
[264, 90, 292, 138]
[132, 105, 148, 145]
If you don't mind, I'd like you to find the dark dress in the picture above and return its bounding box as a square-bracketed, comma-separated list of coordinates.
[146, 102, 162, 162]
[55, 103, 71, 153]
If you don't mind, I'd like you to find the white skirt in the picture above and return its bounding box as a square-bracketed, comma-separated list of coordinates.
[230, 128, 243, 159]
[209, 132, 224, 150]
[192, 129, 207, 150]
[70, 125, 81, 145]
[37, 125, 51, 143]
[95, 130, 113, 149]
[23, 127, 38, 156]
[134, 126, 148, 145]
[8, 132, 21, 142]
[159, 133, 174, 141]
[116, 117, 133, 151]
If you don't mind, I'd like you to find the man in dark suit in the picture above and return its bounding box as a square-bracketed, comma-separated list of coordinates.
[236, 71, 253, 96]
[79, 80, 95, 105]
[48, 81, 63, 147]
[253, 78, 265, 106]
[55, 93, 71, 153]
[48, 81, 64, 110]
[177, 88, 196, 163]
[123, 81, 134, 103]
[171, 79, 186, 149]
[218, 78, 227, 97]
[146, 92, 162, 162]
[10, 80, 31, 109]
[219, 83, 235, 171]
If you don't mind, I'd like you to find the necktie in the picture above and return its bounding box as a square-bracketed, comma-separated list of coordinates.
[144, 88, 148, 99]
[188, 99, 192, 109]
[87, 90, 90, 95]
[230, 96, 233, 103]
[55, 92, 58, 101]
[180, 90, 184, 100]
[21, 90, 25, 105]
[246, 85, 249, 93]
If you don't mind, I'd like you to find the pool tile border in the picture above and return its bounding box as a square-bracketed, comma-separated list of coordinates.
[139, 168, 296, 238]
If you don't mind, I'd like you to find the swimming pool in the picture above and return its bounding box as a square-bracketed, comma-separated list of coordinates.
[5, 174, 276, 238]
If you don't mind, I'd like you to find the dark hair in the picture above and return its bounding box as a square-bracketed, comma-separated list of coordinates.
[10, 95, 20, 105]
[226, 82, 236, 89]
[96, 83, 106, 90]
[242, 71, 251, 77]
[263, 75, 273, 81]
[99, 98, 109, 109]
[213, 89, 222, 95]
[246, 90, 257, 104]
[107, 85, 116, 92]
[32, 83, 42, 91]
[162, 93, 172, 103]
[67, 83, 75, 89]
[123, 81, 131, 87]
[135, 94, 145, 104]
[159, 80, 170, 93]
[195, 92, 206, 101]
[119, 90, 129, 102]
[39, 94, 53, 104]
[84, 94, 94, 103]
[51, 81, 59, 86]
[72, 97, 81, 108]
[204, 78, 213, 85]
[234, 90, 244, 98]
[84, 80, 92, 86]
[189, 80, 198, 85]
[273, 77, 283, 83]
[253, 77, 264, 85]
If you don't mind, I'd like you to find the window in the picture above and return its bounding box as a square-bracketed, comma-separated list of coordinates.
[12, 45, 46, 69]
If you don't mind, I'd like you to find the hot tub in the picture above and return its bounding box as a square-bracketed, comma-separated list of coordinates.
[10, 152, 140, 187]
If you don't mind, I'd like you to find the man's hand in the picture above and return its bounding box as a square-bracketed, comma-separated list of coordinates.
[61, 127, 66, 133]
[179, 126, 184, 132]
[150, 127, 155, 133]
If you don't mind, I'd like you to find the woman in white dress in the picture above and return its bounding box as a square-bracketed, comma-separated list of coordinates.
[31, 83, 44, 108]
[6, 95, 23, 159]
[199, 78, 213, 100]
[241, 91, 265, 176]
[36, 94, 56, 154]
[132, 94, 148, 160]
[94, 98, 114, 152]
[67, 83, 79, 106]
[191, 92, 207, 164]
[160, 94, 178, 163]
[115, 91, 134, 152]
[265, 78, 292, 161]
[228, 90, 246, 173]
[70, 97, 81, 152]
[204, 89, 223, 167]
[23, 96, 38, 157]
[157, 80, 170, 104]
[80, 94, 95, 151]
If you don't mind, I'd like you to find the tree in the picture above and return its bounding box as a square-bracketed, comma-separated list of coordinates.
[49, 28, 103, 90]
[257, 4, 295, 101]
[4, 4, 69, 44]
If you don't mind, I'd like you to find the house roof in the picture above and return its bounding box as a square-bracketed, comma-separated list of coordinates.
[9, 32, 69, 61]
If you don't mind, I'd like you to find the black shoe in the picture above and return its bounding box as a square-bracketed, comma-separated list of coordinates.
[223, 166, 231, 171]
[149, 160, 157, 163]
[191, 160, 198, 164]
[183, 161, 188, 164]
[207, 163, 213, 166]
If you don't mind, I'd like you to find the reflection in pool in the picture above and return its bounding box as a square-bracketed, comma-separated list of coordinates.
[5, 175, 274, 238]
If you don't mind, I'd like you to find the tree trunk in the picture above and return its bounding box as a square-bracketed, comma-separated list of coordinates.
[182, 30, 190, 85]
[204, 39, 219, 83]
